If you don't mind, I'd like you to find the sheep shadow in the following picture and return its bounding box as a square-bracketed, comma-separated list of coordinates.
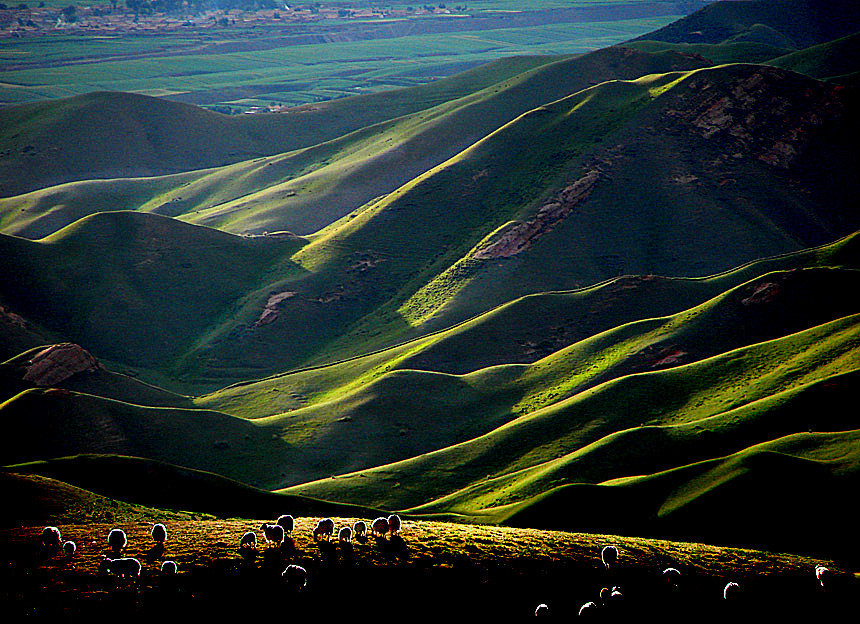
[339, 541, 355, 566]
[316, 540, 338, 567]
[145, 542, 165, 563]
[374, 535, 409, 560]
[280, 536, 297, 558]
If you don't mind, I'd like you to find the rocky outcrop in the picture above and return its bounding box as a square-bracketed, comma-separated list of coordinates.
[22, 343, 100, 386]
[471, 169, 601, 260]
[255, 291, 297, 327]
[667, 67, 845, 169]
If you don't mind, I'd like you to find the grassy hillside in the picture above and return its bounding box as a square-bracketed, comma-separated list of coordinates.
[172, 63, 859, 384]
[200, 231, 860, 420]
[0, 345, 192, 407]
[634, 0, 860, 48]
[2, 63, 856, 391]
[767, 31, 860, 81]
[0, 47, 709, 239]
[4, 455, 375, 520]
[4, 518, 854, 619]
[282, 321, 860, 557]
[0, 211, 303, 373]
[0, 471, 206, 528]
[0, 386, 299, 488]
[0, 55, 560, 198]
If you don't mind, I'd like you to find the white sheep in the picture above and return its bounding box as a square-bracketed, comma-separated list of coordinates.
[663, 567, 681, 587]
[161, 560, 178, 575]
[353, 520, 367, 539]
[338, 526, 352, 543]
[578, 601, 599, 617]
[282, 564, 308, 588]
[387, 514, 402, 536]
[276, 514, 294, 535]
[601, 545, 618, 570]
[260, 523, 285, 547]
[313, 518, 335, 542]
[815, 565, 834, 588]
[240, 531, 257, 549]
[41, 526, 62, 548]
[371, 516, 389, 538]
[99, 556, 142, 579]
[151, 523, 167, 544]
[63, 540, 76, 557]
[723, 581, 740, 600]
[534, 603, 549, 617]
[108, 528, 127, 553]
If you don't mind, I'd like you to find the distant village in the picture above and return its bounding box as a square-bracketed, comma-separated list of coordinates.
[0, 2, 465, 37]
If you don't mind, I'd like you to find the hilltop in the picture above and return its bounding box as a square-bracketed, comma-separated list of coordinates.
[634, 0, 860, 48]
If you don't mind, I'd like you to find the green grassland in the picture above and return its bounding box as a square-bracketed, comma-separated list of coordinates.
[1, 59, 857, 392]
[2, 1, 860, 566]
[198, 231, 860, 419]
[0, 14, 682, 107]
[634, 0, 860, 49]
[766, 31, 860, 82]
[5, 516, 854, 620]
[0, 46, 710, 235]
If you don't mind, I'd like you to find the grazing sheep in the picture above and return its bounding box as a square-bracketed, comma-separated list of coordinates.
[100, 556, 142, 579]
[240, 531, 257, 549]
[353, 520, 367, 539]
[151, 523, 167, 544]
[663, 567, 681, 587]
[41, 526, 62, 548]
[815, 565, 834, 588]
[260, 523, 285, 547]
[313, 518, 335, 542]
[108, 528, 127, 554]
[387, 514, 402, 536]
[578, 601, 599, 617]
[601, 545, 618, 570]
[534, 603, 549, 617]
[371, 516, 389, 538]
[338, 526, 352, 543]
[276, 514, 294, 535]
[723, 581, 740, 600]
[161, 560, 178, 575]
[63, 540, 76, 557]
[282, 564, 308, 588]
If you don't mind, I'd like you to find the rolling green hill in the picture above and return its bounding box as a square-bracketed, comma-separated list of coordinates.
[282, 321, 860, 555]
[0, 55, 559, 199]
[172, 63, 860, 384]
[3, 455, 376, 521]
[633, 0, 860, 49]
[0, 47, 709, 239]
[2, 6, 860, 563]
[0, 211, 303, 374]
[2, 63, 857, 392]
[767, 31, 860, 82]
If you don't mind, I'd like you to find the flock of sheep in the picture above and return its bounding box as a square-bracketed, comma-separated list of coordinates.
[39, 513, 405, 591]
[533, 545, 839, 618]
[38, 521, 840, 617]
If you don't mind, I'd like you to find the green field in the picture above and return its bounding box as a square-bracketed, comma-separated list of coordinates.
[2, 0, 860, 567]
[0, 16, 681, 107]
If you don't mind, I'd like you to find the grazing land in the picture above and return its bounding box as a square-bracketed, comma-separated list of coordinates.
[2, 1, 860, 611]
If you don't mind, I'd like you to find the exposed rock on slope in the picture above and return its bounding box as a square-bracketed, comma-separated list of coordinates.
[471, 169, 602, 260]
[22, 343, 100, 387]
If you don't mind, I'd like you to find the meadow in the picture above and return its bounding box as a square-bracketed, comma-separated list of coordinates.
[3, 516, 856, 619]
[0, 9, 681, 108]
